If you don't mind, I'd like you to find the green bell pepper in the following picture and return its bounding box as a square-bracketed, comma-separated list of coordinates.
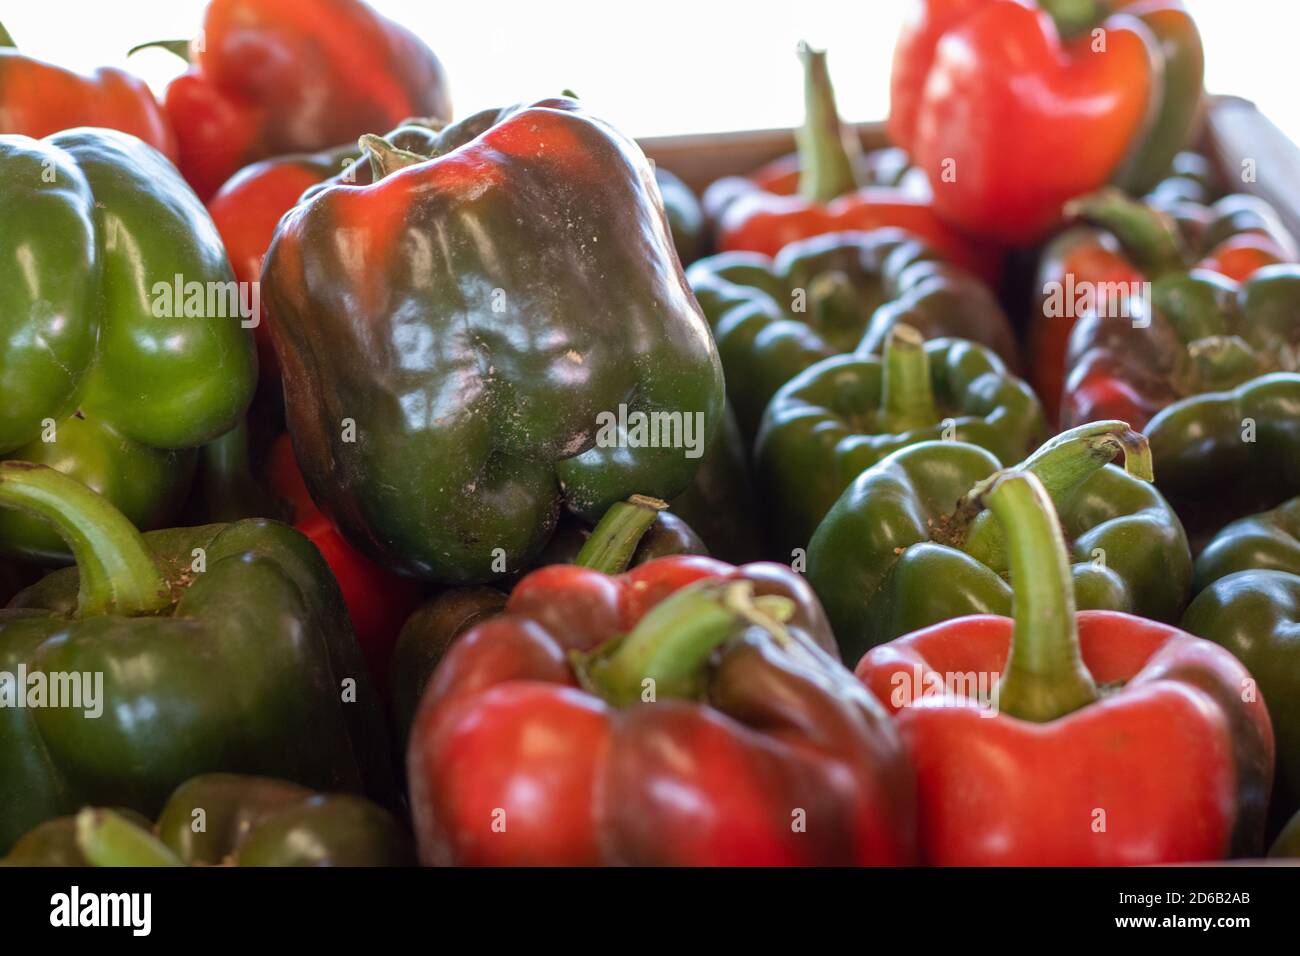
[0, 462, 392, 853]
[807, 421, 1192, 662]
[1194, 495, 1300, 591]
[0, 128, 256, 562]
[2, 773, 412, 866]
[756, 325, 1046, 557]
[655, 166, 707, 265]
[686, 231, 1018, 439]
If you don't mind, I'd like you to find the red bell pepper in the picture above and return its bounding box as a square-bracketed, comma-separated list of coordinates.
[267, 433, 420, 692]
[147, 0, 451, 199]
[408, 555, 916, 866]
[855, 470, 1274, 865]
[890, 0, 1191, 243]
[0, 23, 174, 158]
[706, 43, 997, 282]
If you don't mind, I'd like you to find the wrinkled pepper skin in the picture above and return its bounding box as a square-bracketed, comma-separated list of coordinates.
[889, 0, 1196, 243]
[1, 774, 412, 866]
[263, 97, 724, 584]
[408, 556, 916, 865]
[159, 0, 451, 200]
[756, 331, 1045, 556]
[809, 424, 1191, 662]
[0, 463, 392, 853]
[687, 230, 1018, 439]
[0, 128, 256, 562]
[0, 32, 173, 157]
[1146, 373, 1300, 545]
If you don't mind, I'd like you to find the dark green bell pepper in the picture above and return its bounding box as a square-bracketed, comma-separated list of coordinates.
[807, 421, 1192, 662]
[655, 166, 706, 265]
[2, 773, 412, 866]
[686, 230, 1017, 439]
[0, 128, 256, 562]
[1194, 495, 1300, 591]
[756, 325, 1046, 557]
[0, 462, 392, 853]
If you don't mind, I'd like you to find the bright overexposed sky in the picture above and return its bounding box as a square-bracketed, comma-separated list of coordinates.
[3, 1, 1289, 141]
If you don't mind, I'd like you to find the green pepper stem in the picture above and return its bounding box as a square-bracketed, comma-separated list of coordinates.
[582, 580, 793, 707]
[979, 471, 1098, 722]
[359, 134, 427, 181]
[125, 38, 192, 62]
[795, 42, 860, 204]
[76, 809, 184, 867]
[1038, 0, 1106, 38]
[574, 495, 667, 574]
[1182, 335, 1268, 393]
[879, 324, 938, 431]
[959, 421, 1152, 570]
[0, 22, 16, 47]
[0, 462, 169, 618]
[807, 270, 862, 341]
[1064, 187, 1186, 277]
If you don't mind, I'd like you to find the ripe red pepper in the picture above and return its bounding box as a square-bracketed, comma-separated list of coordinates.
[267, 433, 420, 692]
[149, 0, 451, 199]
[408, 556, 916, 866]
[890, 0, 1190, 243]
[706, 43, 997, 282]
[0, 23, 173, 158]
[855, 470, 1273, 865]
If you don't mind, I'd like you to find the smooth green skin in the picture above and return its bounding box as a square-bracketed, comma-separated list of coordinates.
[263, 98, 724, 584]
[1147, 372, 1300, 547]
[1, 774, 412, 866]
[756, 338, 1046, 558]
[686, 231, 1014, 440]
[0, 129, 256, 561]
[654, 166, 706, 265]
[667, 403, 762, 563]
[0, 519, 393, 853]
[808, 440, 1191, 663]
[1183, 571, 1300, 823]
[1195, 496, 1300, 592]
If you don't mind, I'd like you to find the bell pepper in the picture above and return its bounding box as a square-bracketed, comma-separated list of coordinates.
[687, 230, 1018, 441]
[0, 23, 173, 158]
[0, 462, 393, 853]
[1146, 372, 1300, 545]
[706, 43, 996, 281]
[141, 0, 452, 200]
[889, 0, 1202, 243]
[1194, 496, 1300, 592]
[407, 554, 916, 865]
[1, 773, 412, 867]
[267, 433, 421, 693]
[261, 96, 724, 584]
[809, 421, 1191, 662]
[655, 166, 707, 265]
[755, 325, 1045, 556]
[0, 127, 256, 563]
[856, 469, 1273, 864]
[1038, 186, 1295, 425]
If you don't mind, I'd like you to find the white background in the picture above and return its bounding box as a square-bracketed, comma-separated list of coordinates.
[3, 1, 1289, 141]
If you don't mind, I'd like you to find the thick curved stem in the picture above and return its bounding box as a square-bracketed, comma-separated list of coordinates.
[574, 495, 667, 575]
[1064, 188, 1186, 277]
[76, 809, 183, 867]
[795, 42, 860, 204]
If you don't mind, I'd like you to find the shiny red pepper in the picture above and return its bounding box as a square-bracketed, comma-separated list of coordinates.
[408, 555, 916, 866]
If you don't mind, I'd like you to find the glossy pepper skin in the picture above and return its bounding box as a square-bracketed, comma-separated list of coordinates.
[708, 43, 996, 281]
[687, 230, 1018, 440]
[262, 96, 724, 584]
[808, 422, 1190, 662]
[154, 0, 451, 200]
[889, 0, 1200, 244]
[1, 774, 412, 867]
[1146, 373, 1300, 545]
[655, 166, 707, 265]
[755, 326, 1045, 557]
[0, 25, 174, 157]
[857, 470, 1272, 864]
[0, 128, 256, 563]
[407, 555, 916, 865]
[0, 463, 392, 853]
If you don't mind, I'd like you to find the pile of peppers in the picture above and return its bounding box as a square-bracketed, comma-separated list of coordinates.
[3, 0, 1300, 870]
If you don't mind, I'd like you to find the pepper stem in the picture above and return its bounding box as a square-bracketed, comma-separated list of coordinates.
[1181, 335, 1269, 393]
[979, 471, 1098, 722]
[580, 580, 794, 707]
[795, 42, 860, 204]
[0, 22, 16, 47]
[958, 421, 1152, 570]
[574, 495, 667, 574]
[879, 324, 938, 431]
[1064, 188, 1186, 277]
[0, 462, 170, 618]
[807, 270, 863, 347]
[126, 38, 193, 62]
[359, 134, 427, 181]
[1038, 0, 1106, 38]
[76, 809, 184, 867]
